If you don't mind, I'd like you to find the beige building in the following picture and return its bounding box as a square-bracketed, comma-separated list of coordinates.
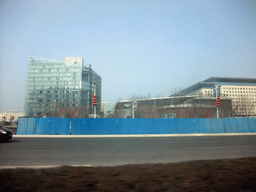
[220, 85, 256, 116]
[0, 110, 25, 122]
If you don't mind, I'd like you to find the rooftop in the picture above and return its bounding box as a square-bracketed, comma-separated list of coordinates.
[172, 77, 256, 96]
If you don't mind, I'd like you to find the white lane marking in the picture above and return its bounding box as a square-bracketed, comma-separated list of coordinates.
[0, 165, 92, 169]
[13, 133, 256, 138]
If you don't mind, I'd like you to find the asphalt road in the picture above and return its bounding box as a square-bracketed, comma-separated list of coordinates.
[1, 135, 256, 168]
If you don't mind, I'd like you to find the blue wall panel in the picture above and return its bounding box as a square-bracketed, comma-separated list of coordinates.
[247, 118, 256, 132]
[35, 118, 46, 135]
[240, 118, 250, 133]
[26, 118, 37, 134]
[204, 119, 225, 133]
[17, 117, 28, 135]
[18, 117, 256, 135]
[44, 118, 55, 135]
[224, 118, 251, 133]
[156, 119, 170, 134]
[173, 118, 201, 134]
[58, 118, 70, 135]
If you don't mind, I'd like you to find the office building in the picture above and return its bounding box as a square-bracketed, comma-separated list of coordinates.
[173, 77, 256, 117]
[24, 56, 101, 117]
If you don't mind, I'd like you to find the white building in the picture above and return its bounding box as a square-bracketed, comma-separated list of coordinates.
[100, 102, 108, 116]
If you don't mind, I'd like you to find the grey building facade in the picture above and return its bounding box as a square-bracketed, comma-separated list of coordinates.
[24, 56, 101, 117]
[172, 77, 256, 117]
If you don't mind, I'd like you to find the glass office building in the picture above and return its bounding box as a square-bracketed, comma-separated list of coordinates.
[24, 56, 101, 117]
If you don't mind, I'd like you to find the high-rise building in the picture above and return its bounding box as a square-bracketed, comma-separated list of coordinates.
[100, 102, 108, 117]
[173, 77, 256, 117]
[24, 56, 101, 117]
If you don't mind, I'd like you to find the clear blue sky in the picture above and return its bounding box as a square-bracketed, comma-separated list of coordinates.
[0, 0, 256, 112]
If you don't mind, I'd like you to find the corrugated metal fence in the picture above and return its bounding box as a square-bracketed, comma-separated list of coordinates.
[17, 118, 256, 135]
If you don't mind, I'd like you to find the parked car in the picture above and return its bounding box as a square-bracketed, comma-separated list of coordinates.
[3, 121, 11, 125]
[0, 126, 13, 142]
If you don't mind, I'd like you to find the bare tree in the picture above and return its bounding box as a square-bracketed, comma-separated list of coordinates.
[48, 100, 89, 118]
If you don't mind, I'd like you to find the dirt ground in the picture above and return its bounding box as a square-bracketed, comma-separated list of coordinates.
[1, 157, 256, 192]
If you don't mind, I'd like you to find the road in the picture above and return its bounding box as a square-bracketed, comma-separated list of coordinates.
[1, 135, 256, 168]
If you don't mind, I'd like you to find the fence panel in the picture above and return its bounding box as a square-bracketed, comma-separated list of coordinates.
[247, 118, 256, 132]
[204, 119, 225, 133]
[35, 118, 46, 135]
[58, 118, 70, 135]
[172, 118, 202, 134]
[108, 118, 124, 134]
[17, 117, 256, 135]
[26, 118, 37, 134]
[17, 117, 28, 135]
[224, 118, 250, 133]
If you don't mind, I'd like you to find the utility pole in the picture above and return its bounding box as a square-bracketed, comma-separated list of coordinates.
[93, 81, 97, 118]
[215, 84, 219, 119]
[154, 99, 156, 118]
[132, 102, 134, 118]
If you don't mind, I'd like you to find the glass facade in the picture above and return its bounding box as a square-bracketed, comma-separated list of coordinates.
[24, 56, 101, 117]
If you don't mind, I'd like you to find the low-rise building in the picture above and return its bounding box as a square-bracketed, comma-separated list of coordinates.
[114, 96, 232, 118]
[173, 77, 256, 117]
[0, 110, 25, 123]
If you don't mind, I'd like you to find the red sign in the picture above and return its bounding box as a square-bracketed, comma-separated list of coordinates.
[217, 97, 220, 107]
[93, 95, 97, 105]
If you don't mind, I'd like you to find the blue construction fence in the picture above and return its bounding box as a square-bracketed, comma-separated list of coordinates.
[17, 117, 256, 135]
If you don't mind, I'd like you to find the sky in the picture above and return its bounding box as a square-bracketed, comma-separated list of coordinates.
[0, 0, 256, 112]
